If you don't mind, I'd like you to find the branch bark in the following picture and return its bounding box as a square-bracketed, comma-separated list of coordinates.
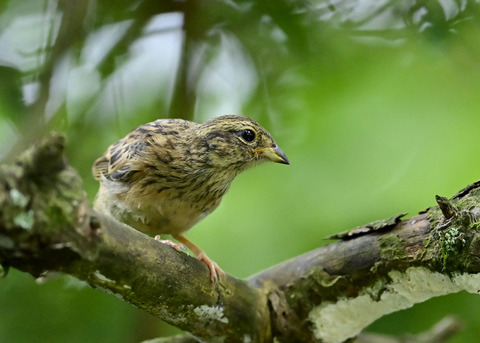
[1, 133, 480, 342]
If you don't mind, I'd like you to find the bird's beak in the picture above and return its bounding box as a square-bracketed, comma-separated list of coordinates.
[256, 145, 290, 165]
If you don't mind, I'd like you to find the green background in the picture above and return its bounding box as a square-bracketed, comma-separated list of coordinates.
[1, 0, 480, 341]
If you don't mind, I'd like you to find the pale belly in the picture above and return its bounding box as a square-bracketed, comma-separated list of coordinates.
[95, 184, 221, 237]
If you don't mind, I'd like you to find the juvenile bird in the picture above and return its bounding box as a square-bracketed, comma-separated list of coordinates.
[92, 115, 289, 280]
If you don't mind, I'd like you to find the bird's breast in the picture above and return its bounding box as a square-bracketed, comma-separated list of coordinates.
[105, 186, 224, 237]
[95, 165, 235, 237]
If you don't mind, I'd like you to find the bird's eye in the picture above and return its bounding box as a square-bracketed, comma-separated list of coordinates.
[241, 129, 256, 142]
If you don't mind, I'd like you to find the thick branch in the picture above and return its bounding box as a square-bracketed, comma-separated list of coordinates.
[247, 190, 480, 341]
[1, 133, 480, 342]
[0, 133, 269, 342]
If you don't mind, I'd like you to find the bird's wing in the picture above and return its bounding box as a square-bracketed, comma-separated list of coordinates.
[92, 139, 149, 182]
[92, 119, 196, 183]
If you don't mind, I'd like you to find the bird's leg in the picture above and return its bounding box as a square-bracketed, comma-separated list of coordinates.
[154, 235, 187, 252]
[174, 234, 225, 282]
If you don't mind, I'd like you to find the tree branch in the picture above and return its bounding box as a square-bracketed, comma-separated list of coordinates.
[356, 316, 464, 343]
[1, 133, 479, 342]
[0, 132, 270, 342]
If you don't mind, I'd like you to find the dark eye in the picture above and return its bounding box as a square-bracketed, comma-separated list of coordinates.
[241, 129, 256, 142]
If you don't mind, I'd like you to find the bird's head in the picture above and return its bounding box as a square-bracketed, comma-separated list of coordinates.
[195, 115, 289, 172]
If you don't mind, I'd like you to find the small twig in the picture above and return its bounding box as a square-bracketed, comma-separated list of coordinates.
[356, 316, 464, 343]
[141, 335, 198, 343]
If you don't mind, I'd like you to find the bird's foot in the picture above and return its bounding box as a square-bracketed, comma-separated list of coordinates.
[154, 235, 187, 252]
[173, 234, 225, 282]
[196, 252, 225, 282]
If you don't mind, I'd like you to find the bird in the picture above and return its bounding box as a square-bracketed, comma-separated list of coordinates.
[92, 115, 289, 281]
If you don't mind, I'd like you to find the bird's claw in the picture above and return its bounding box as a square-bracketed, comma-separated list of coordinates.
[154, 235, 187, 252]
[197, 252, 225, 282]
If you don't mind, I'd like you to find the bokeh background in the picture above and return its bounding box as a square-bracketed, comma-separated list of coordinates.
[1, 0, 480, 341]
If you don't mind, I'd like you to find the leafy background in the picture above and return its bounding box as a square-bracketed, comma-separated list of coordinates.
[1, 0, 480, 341]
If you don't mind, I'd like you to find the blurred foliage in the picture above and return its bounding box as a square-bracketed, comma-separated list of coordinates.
[1, 0, 480, 341]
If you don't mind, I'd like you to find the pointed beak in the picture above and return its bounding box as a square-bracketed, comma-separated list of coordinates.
[257, 145, 290, 165]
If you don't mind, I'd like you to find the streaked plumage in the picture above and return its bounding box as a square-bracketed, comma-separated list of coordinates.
[92, 115, 289, 280]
